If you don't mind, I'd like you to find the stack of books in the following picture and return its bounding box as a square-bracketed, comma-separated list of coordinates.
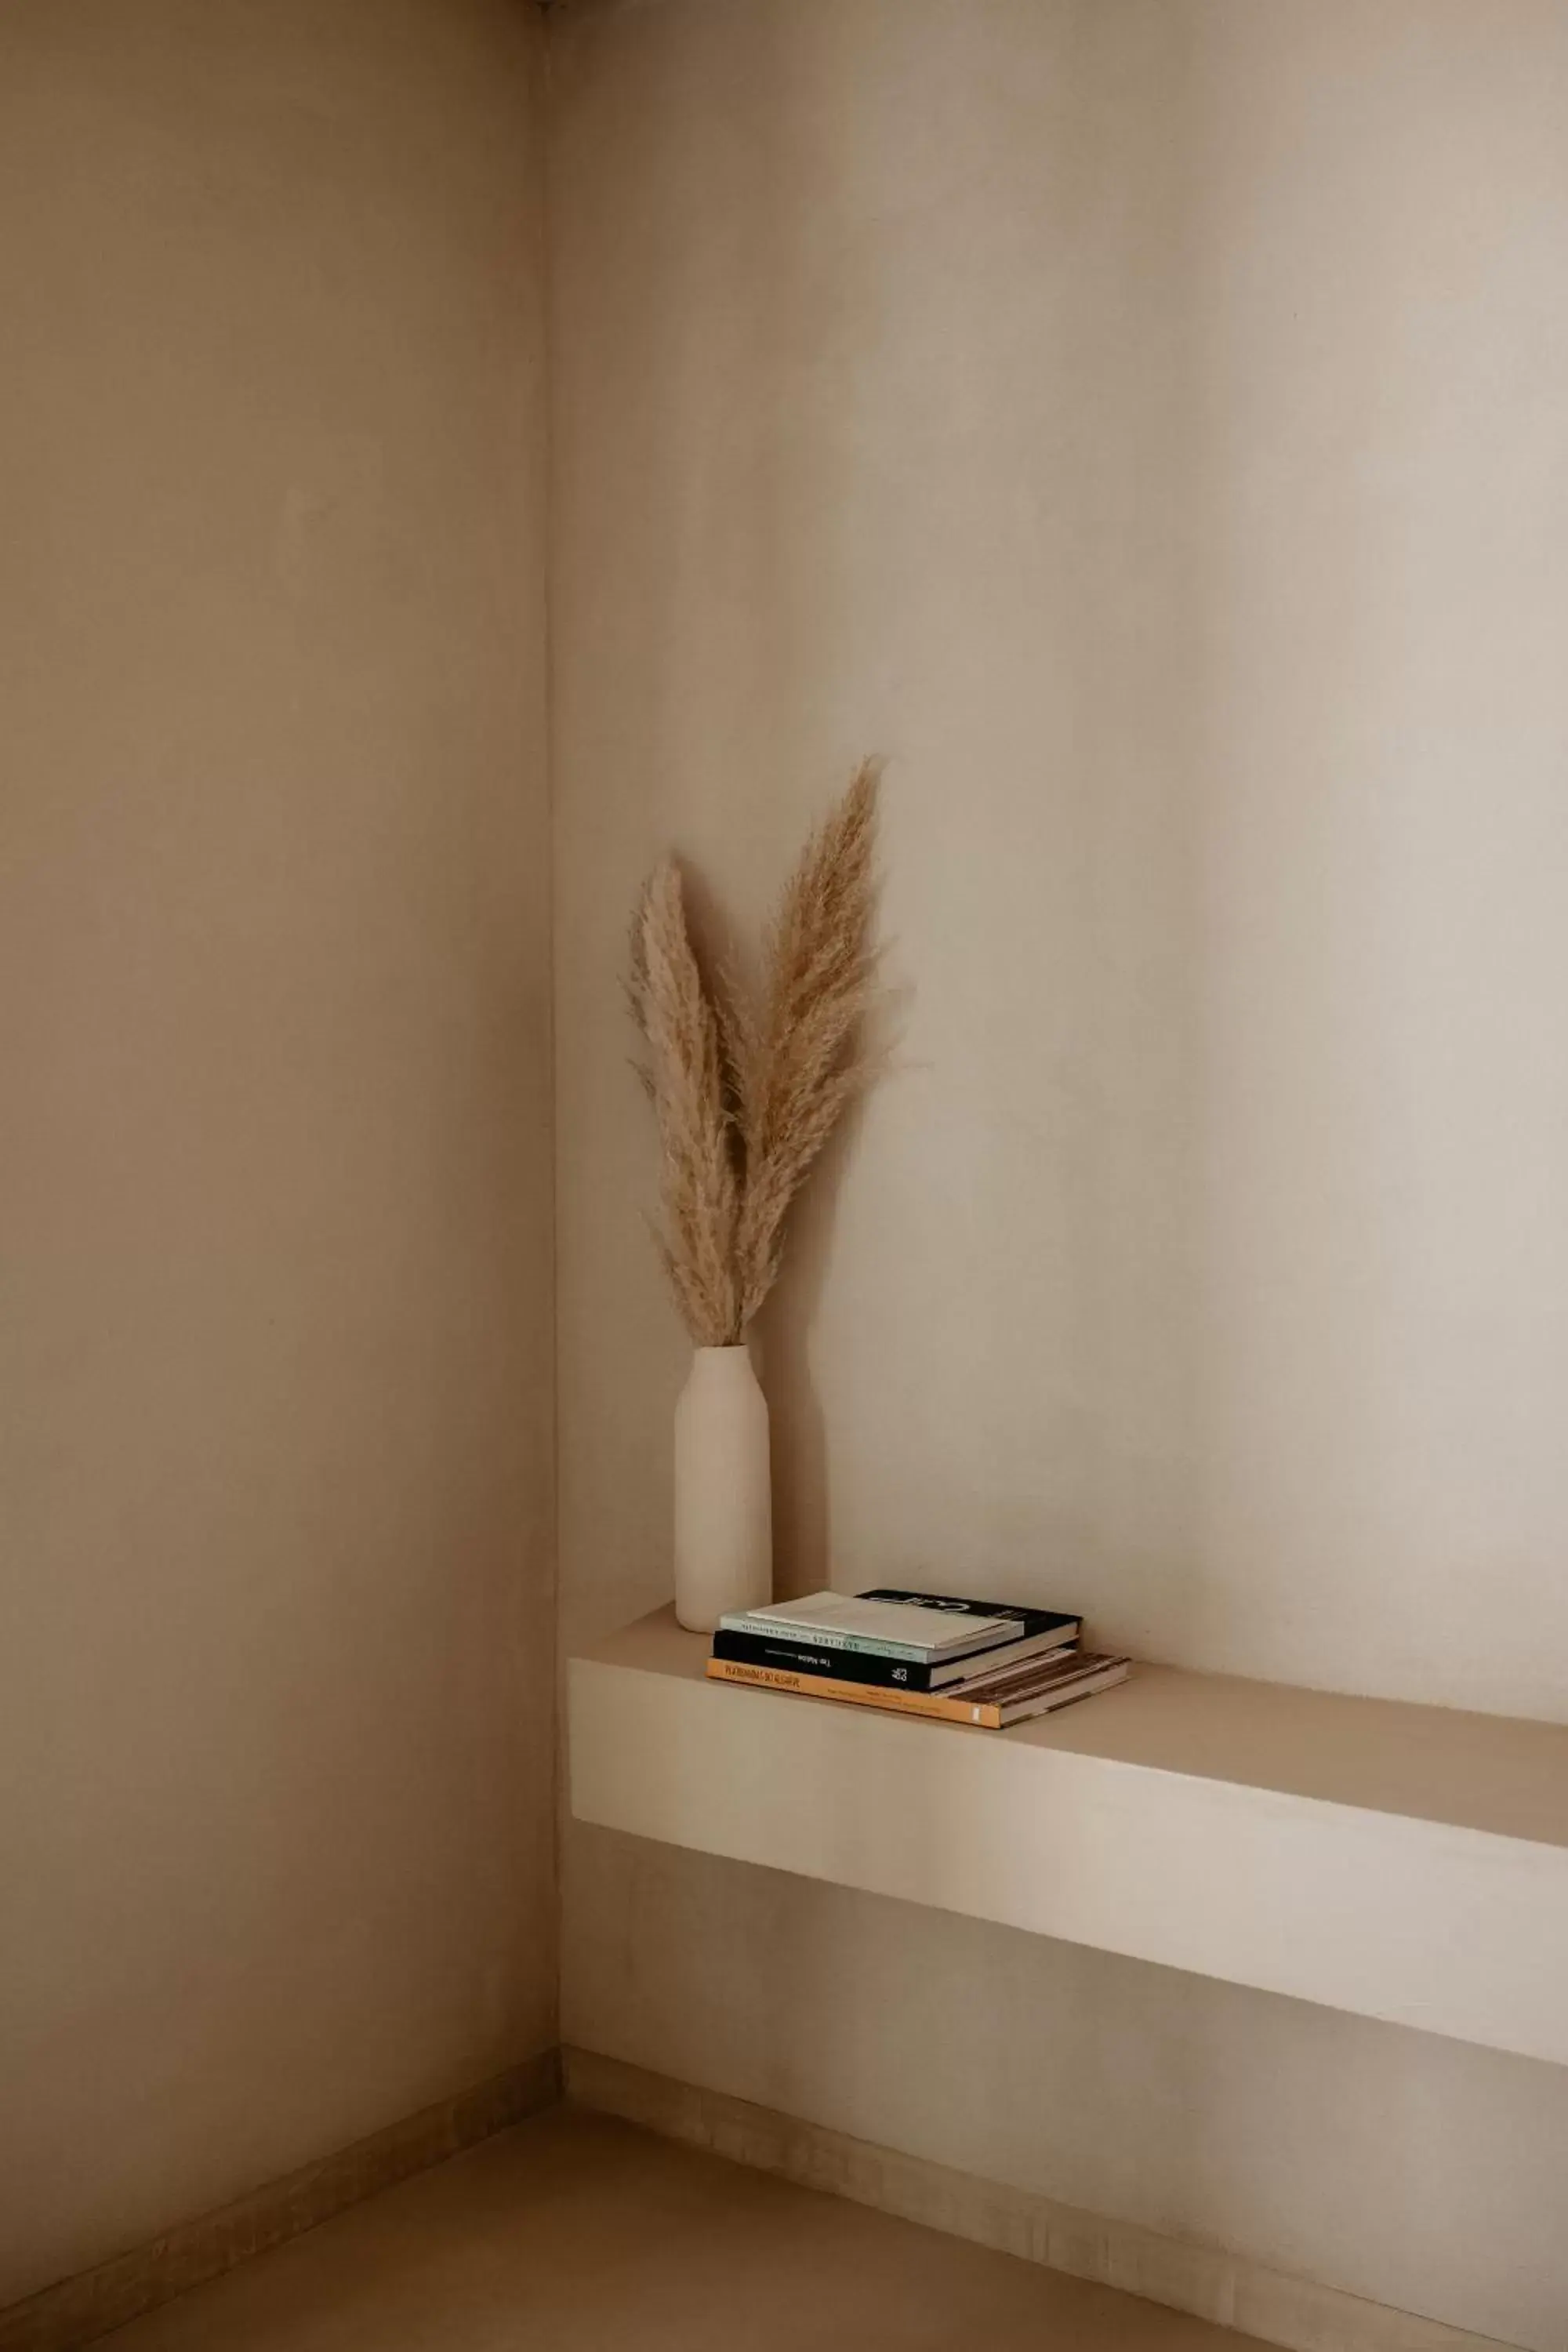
[706, 1588, 1130, 1728]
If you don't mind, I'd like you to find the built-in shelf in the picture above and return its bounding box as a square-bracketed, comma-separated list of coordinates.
[569, 1608, 1568, 2067]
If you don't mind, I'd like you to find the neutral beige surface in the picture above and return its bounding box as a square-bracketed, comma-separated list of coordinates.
[0, 0, 555, 2306]
[550, 0, 1568, 1717]
[548, 4, 1568, 2346]
[571, 1617, 1568, 2063]
[103, 2105, 1259, 2351]
[0, 2058, 559, 2352]
[586, 1609, 1568, 1847]
[570, 2048, 1520, 2352]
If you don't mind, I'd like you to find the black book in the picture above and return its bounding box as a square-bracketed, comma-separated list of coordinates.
[711, 1619, 1080, 1694]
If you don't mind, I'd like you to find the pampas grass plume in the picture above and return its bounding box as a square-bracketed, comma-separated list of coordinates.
[628, 761, 880, 1345]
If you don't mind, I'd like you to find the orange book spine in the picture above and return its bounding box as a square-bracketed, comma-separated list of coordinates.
[705, 1654, 1001, 1728]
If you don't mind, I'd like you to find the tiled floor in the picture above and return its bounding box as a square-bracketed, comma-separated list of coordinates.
[103, 2103, 1263, 2351]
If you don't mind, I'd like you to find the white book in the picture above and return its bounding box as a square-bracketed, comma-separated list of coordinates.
[718, 1590, 1025, 1664]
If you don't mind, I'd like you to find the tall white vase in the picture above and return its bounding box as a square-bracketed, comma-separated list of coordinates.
[673, 1345, 772, 1633]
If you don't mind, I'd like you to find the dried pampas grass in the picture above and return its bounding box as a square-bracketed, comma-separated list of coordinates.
[628, 760, 881, 1347]
[627, 861, 741, 1348]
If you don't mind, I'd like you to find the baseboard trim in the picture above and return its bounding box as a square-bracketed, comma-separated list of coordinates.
[0, 2047, 562, 2352]
[564, 2046, 1519, 2352]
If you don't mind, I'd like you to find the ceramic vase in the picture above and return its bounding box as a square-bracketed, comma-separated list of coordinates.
[673, 1344, 772, 1632]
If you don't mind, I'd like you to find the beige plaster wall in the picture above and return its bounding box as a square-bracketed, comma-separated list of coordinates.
[0, 0, 555, 2304]
[548, 4, 1568, 2343]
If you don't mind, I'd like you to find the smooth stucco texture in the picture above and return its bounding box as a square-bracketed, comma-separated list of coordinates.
[0, 0, 555, 2303]
[548, 5, 1568, 2346]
